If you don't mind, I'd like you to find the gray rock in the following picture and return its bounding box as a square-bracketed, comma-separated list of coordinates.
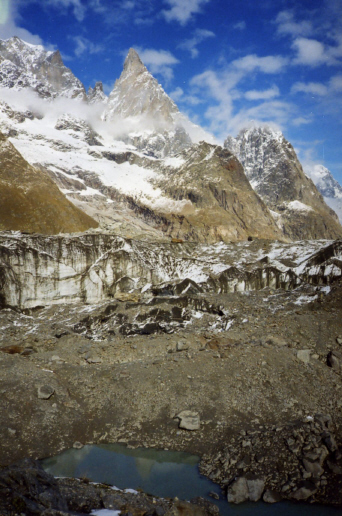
[175, 410, 200, 430]
[85, 352, 102, 364]
[227, 476, 265, 504]
[176, 341, 189, 352]
[336, 336, 342, 345]
[73, 441, 84, 449]
[327, 350, 341, 372]
[290, 481, 317, 500]
[38, 385, 55, 400]
[263, 490, 282, 503]
[297, 349, 311, 364]
[323, 432, 338, 452]
[303, 458, 324, 477]
[227, 477, 249, 504]
[246, 477, 265, 502]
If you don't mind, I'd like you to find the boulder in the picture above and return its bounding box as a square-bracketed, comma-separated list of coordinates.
[327, 350, 341, 372]
[297, 349, 311, 364]
[246, 477, 265, 502]
[37, 385, 55, 400]
[227, 476, 265, 504]
[302, 458, 324, 477]
[227, 477, 249, 504]
[290, 481, 317, 501]
[263, 490, 282, 503]
[175, 411, 200, 430]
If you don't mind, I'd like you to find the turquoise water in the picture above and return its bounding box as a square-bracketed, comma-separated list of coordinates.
[41, 443, 342, 515]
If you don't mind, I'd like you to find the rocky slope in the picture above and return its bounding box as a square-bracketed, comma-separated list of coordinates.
[0, 36, 87, 100]
[0, 98, 284, 243]
[224, 127, 342, 241]
[153, 142, 283, 242]
[305, 164, 342, 224]
[0, 131, 98, 234]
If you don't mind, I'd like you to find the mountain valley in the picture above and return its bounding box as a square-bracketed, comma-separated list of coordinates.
[0, 36, 342, 515]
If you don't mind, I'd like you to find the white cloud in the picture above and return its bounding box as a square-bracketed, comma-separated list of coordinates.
[233, 21, 246, 30]
[292, 116, 313, 126]
[275, 11, 312, 37]
[232, 54, 289, 74]
[169, 86, 202, 105]
[245, 86, 280, 100]
[162, 0, 210, 25]
[291, 81, 328, 96]
[0, 0, 86, 48]
[46, 0, 86, 21]
[135, 47, 179, 82]
[330, 75, 342, 91]
[72, 36, 104, 57]
[292, 38, 327, 67]
[178, 28, 215, 58]
[169, 86, 184, 101]
[0, 1, 45, 45]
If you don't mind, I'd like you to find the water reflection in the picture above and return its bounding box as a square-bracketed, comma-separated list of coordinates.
[41, 443, 342, 516]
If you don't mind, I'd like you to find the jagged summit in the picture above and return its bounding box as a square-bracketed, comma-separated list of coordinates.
[103, 48, 179, 124]
[123, 48, 146, 74]
[305, 164, 342, 223]
[224, 125, 342, 240]
[0, 36, 86, 100]
[88, 81, 108, 104]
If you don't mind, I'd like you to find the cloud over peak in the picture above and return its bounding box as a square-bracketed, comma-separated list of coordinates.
[162, 0, 210, 25]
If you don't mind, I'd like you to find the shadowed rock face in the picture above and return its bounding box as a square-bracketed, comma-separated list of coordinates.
[0, 131, 98, 234]
[224, 127, 342, 240]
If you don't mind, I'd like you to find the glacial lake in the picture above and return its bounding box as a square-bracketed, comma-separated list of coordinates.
[41, 443, 342, 515]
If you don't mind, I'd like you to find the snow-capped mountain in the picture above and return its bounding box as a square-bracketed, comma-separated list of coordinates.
[0, 36, 86, 100]
[0, 36, 340, 242]
[104, 48, 179, 123]
[88, 82, 108, 105]
[224, 126, 342, 240]
[305, 164, 342, 223]
[102, 48, 209, 158]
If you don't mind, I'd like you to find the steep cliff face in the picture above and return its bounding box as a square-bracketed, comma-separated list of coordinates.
[0, 37, 86, 100]
[104, 48, 179, 123]
[305, 164, 342, 224]
[102, 48, 198, 158]
[224, 126, 342, 240]
[0, 131, 98, 234]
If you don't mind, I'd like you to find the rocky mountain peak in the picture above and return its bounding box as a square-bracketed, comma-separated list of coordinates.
[0, 36, 86, 100]
[305, 164, 342, 223]
[123, 48, 146, 75]
[224, 125, 342, 240]
[103, 48, 179, 123]
[88, 81, 108, 104]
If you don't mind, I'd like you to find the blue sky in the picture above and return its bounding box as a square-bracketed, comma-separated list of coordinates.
[0, 0, 342, 181]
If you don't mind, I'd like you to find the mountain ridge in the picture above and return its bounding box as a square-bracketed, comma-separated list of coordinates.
[224, 126, 342, 240]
